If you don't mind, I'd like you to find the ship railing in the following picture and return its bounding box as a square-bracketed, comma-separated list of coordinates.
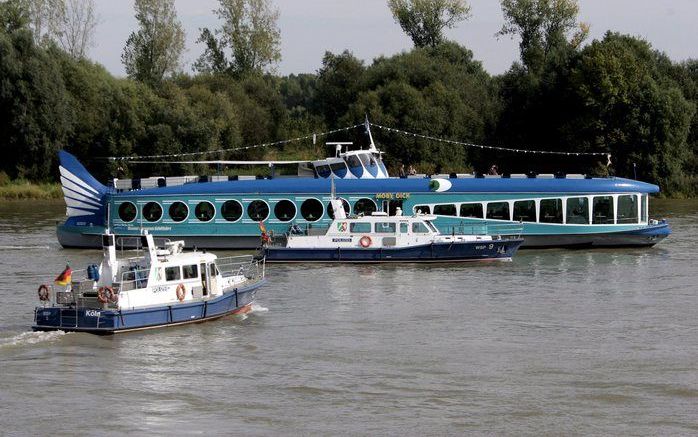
[442, 222, 524, 239]
[217, 255, 265, 281]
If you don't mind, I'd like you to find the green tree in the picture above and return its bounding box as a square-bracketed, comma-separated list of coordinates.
[121, 0, 185, 87]
[388, 0, 470, 48]
[315, 51, 366, 126]
[195, 0, 281, 77]
[498, 0, 588, 74]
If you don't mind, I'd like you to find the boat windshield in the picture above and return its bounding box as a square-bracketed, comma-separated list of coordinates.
[424, 221, 438, 233]
[358, 153, 371, 167]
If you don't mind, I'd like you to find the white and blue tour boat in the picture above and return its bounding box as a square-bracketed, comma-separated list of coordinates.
[55, 122, 670, 249]
[261, 199, 523, 263]
[33, 232, 266, 334]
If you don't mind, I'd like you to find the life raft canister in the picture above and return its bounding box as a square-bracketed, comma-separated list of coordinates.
[175, 283, 186, 302]
[98, 286, 116, 304]
[359, 235, 372, 248]
[37, 284, 50, 301]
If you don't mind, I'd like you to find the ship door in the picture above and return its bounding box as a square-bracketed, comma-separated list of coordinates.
[200, 262, 209, 296]
[208, 263, 218, 295]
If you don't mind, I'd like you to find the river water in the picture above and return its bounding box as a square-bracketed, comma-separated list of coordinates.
[0, 199, 696, 435]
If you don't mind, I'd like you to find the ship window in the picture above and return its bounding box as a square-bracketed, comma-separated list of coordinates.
[414, 205, 431, 214]
[182, 264, 198, 279]
[593, 196, 614, 224]
[539, 199, 563, 223]
[195, 201, 215, 222]
[566, 197, 589, 224]
[209, 264, 218, 276]
[326, 199, 350, 219]
[358, 153, 371, 167]
[353, 198, 377, 216]
[330, 162, 347, 173]
[168, 201, 188, 222]
[434, 204, 457, 216]
[165, 266, 180, 281]
[350, 222, 371, 233]
[400, 223, 408, 233]
[300, 198, 323, 222]
[274, 200, 296, 222]
[486, 202, 511, 220]
[412, 222, 430, 233]
[513, 200, 536, 222]
[459, 203, 483, 218]
[617, 195, 639, 224]
[247, 200, 269, 222]
[142, 202, 162, 222]
[374, 222, 396, 234]
[315, 164, 331, 178]
[118, 202, 137, 222]
[641, 194, 648, 222]
[221, 200, 243, 222]
[346, 155, 362, 168]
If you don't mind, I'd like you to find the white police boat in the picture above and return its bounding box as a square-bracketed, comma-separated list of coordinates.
[261, 199, 524, 263]
[33, 232, 266, 334]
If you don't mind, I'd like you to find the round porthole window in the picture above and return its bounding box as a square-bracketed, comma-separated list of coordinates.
[326, 198, 350, 219]
[353, 198, 377, 216]
[168, 201, 188, 222]
[221, 200, 243, 222]
[118, 202, 137, 222]
[142, 202, 162, 222]
[195, 201, 215, 222]
[247, 200, 269, 222]
[274, 200, 296, 222]
[300, 198, 323, 222]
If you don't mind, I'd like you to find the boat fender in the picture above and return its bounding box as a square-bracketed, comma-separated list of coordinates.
[37, 284, 50, 301]
[359, 236, 372, 248]
[97, 286, 114, 304]
[176, 283, 186, 302]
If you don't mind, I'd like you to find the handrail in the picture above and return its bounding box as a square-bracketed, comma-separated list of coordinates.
[118, 267, 150, 291]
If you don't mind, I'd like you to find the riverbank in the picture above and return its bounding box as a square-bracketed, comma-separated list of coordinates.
[0, 180, 62, 200]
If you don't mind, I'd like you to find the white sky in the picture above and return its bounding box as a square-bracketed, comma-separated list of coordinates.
[91, 0, 698, 77]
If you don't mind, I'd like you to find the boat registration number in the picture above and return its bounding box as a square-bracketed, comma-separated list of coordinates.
[475, 244, 494, 250]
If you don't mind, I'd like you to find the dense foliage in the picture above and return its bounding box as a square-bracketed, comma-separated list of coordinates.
[1, 1, 697, 196]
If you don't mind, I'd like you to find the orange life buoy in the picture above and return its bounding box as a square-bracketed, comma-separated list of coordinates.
[97, 286, 114, 304]
[359, 235, 372, 248]
[37, 284, 50, 301]
[175, 283, 186, 302]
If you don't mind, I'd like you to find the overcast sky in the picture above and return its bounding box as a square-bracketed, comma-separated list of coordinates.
[91, 0, 698, 77]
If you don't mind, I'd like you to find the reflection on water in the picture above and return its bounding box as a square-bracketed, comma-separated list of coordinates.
[0, 199, 696, 434]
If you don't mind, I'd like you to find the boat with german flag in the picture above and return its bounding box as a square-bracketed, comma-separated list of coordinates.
[33, 231, 265, 334]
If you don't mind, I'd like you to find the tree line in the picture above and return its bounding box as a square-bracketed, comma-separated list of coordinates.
[0, 0, 697, 197]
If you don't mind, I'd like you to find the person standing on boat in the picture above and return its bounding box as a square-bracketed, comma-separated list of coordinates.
[488, 164, 499, 175]
[398, 163, 406, 178]
[408, 165, 417, 175]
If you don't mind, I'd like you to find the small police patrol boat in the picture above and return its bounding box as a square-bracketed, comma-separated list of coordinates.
[261, 199, 524, 263]
[33, 232, 265, 334]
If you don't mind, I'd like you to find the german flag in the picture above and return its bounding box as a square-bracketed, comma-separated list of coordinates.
[54, 265, 72, 286]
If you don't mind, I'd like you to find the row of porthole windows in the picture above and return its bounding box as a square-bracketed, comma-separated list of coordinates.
[116, 198, 378, 224]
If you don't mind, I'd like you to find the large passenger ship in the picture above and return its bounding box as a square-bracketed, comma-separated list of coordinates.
[57, 132, 670, 249]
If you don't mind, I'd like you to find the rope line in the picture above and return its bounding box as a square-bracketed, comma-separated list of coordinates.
[110, 124, 364, 161]
[110, 120, 609, 162]
[370, 123, 610, 157]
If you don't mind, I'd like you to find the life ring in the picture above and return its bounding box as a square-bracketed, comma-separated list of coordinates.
[37, 284, 50, 301]
[359, 235, 372, 248]
[97, 286, 114, 304]
[175, 283, 186, 302]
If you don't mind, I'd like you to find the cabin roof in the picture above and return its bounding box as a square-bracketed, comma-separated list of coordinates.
[113, 176, 660, 198]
